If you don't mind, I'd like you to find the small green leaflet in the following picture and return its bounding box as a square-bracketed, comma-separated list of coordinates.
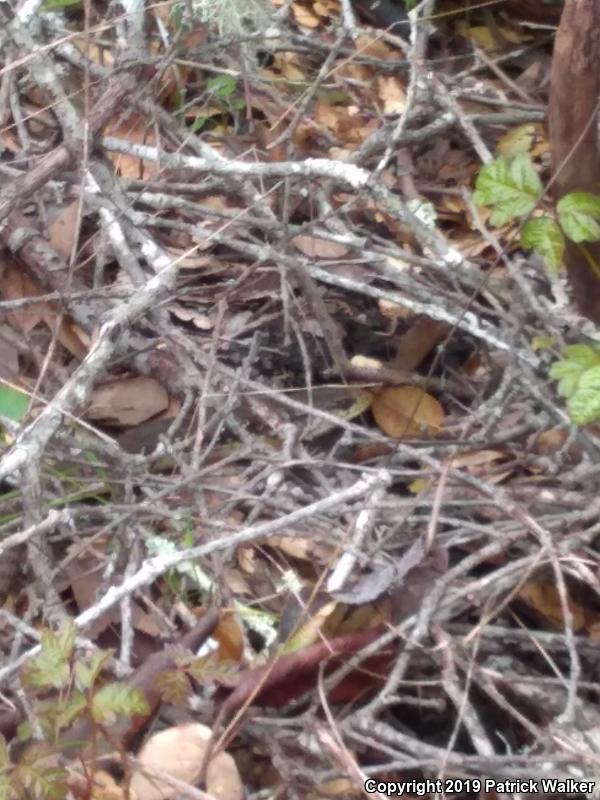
[557, 192, 600, 243]
[22, 623, 76, 690]
[473, 153, 542, 226]
[74, 649, 114, 691]
[206, 74, 237, 99]
[521, 216, 564, 272]
[0, 773, 9, 800]
[91, 682, 149, 723]
[41, 0, 82, 9]
[0, 384, 28, 422]
[567, 365, 600, 425]
[549, 344, 600, 398]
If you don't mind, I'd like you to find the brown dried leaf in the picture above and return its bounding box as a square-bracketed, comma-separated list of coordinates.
[0, 266, 46, 333]
[65, 542, 164, 639]
[104, 114, 157, 179]
[292, 3, 321, 27]
[266, 535, 333, 562]
[86, 377, 169, 425]
[372, 386, 444, 438]
[392, 318, 448, 371]
[48, 200, 81, 260]
[518, 576, 586, 631]
[377, 75, 406, 115]
[450, 449, 505, 469]
[210, 610, 245, 663]
[292, 234, 349, 259]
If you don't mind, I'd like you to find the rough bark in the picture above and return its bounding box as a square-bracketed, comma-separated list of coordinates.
[549, 0, 600, 322]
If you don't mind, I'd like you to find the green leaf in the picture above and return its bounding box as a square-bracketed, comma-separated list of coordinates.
[0, 772, 11, 800]
[49, 693, 87, 735]
[568, 365, 600, 424]
[190, 115, 209, 134]
[16, 721, 33, 743]
[206, 74, 237, 99]
[91, 682, 149, 723]
[74, 649, 114, 691]
[0, 385, 28, 422]
[22, 623, 76, 690]
[549, 344, 600, 398]
[171, 2, 184, 30]
[473, 154, 542, 226]
[14, 743, 66, 800]
[186, 653, 236, 683]
[154, 669, 192, 707]
[557, 192, 600, 242]
[521, 216, 565, 272]
[41, 0, 82, 9]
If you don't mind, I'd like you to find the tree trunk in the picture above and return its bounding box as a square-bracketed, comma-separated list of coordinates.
[549, 0, 600, 322]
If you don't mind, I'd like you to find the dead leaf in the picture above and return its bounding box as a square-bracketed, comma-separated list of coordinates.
[0, 266, 88, 359]
[86, 377, 169, 425]
[48, 200, 81, 260]
[170, 305, 214, 330]
[529, 427, 570, 457]
[377, 75, 406, 115]
[104, 113, 157, 179]
[450, 449, 505, 469]
[292, 234, 349, 259]
[64, 542, 164, 639]
[392, 318, 448, 371]
[131, 723, 244, 800]
[0, 328, 19, 381]
[43, 315, 89, 360]
[274, 51, 307, 82]
[518, 576, 586, 631]
[222, 566, 252, 596]
[0, 266, 46, 333]
[355, 34, 400, 62]
[281, 599, 338, 653]
[497, 124, 536, 158]
[266, 535, 333, 563]
[378, 298, 412, 322]
[210, 611, 244, 663]
[292, 4, 320, 27]
[463, 24, 499, 51]
[372, 386, 444, 438]
[219, 626, 388, 712]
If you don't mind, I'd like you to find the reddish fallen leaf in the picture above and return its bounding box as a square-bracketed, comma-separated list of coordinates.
[219, 626, 389, 713]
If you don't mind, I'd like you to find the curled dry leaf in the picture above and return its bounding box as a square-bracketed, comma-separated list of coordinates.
[371, 386, 444, 439]
[85, 377, 169, 426]
[130, 723, 244, 800]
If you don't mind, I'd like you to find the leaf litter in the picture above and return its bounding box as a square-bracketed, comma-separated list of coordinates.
[0, 0, 597, 798]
